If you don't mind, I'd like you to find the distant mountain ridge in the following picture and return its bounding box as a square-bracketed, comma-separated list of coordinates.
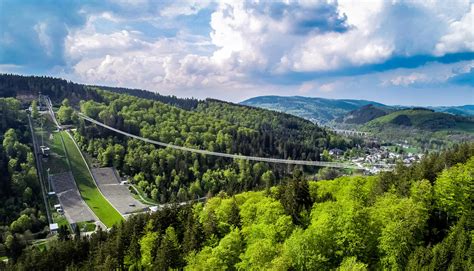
[240, 95, 474, 124]
[364, 108, 473, 131]
[241, 95, 386, 124]
[335, 104, 394, 124]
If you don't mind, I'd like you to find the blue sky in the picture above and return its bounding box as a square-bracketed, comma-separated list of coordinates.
[0, 0, 473, 106]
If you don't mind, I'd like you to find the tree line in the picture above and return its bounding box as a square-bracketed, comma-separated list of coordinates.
[72, 90, 355, 203]
[6, 143, 473, 270]
[0, 74, 198, 110]
[0, 98, 47, 261]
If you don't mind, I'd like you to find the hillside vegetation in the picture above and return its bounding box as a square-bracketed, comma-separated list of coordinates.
[335, 104, 393, 125]
[74, 90, 355, 203]
[365, 108, 473, 131]
[241, 95, 385, 124]
[240, 95, 474, 125]
[0, 98, 47, 261]
[7, 143, 474, 270]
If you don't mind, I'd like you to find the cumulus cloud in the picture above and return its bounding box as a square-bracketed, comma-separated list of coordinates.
[384, 72, 429, 86]
[381, 60, 474, 87]
[2, 0, 473, 102]
[435, 4, 474, 55]
[34, 22, 55, 57]
[160, 0, 213, 17]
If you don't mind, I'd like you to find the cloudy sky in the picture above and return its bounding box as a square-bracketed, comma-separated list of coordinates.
[0, 0, 473, 105]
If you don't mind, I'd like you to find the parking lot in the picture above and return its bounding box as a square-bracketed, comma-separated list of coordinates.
[91, 168, 146, 214]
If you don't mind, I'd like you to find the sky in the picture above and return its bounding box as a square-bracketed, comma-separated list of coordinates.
[0, 0, 473, 106]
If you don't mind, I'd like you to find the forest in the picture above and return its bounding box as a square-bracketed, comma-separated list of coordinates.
[5, 143, 473, 270]
[72, 89, 355, 202]
[0, 98, 47, 261]
[1, 74, 472, 270]
[0, 74, 198, 110]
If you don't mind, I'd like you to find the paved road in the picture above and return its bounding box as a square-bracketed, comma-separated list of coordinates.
[79, 113, 371, 170]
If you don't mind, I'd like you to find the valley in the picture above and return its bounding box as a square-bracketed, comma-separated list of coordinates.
[2, 2, 473, 270]
[242, 95, 474, 152]
[0, 75, 472, 270]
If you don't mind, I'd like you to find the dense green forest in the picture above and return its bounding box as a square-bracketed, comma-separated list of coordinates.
[74, 90, 354, 203]
[0, 74, 198, 110]
[0, 98, 46, 261]
[5, 143, 473, 270]
[1, 74, 357, 202]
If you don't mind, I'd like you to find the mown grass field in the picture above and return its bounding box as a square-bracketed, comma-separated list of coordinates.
[60, 131, 123, 227]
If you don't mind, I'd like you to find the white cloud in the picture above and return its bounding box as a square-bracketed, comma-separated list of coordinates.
[384, 72, 429, 86]
[34, 22, 53, 56]
[61, 0, 474, 101]
[282, 30, 394, 72]
[160, 0, 212, 17]
[298, 81, 317, 94]
[381, 60, 474, 87]
[435, 4, 474, 55]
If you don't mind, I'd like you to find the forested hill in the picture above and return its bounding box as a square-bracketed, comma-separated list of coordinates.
[74, 89, 354, 203]
[7, 143, 474, 270]
[0, 74, 198, 110]
[0, 98, 46, 261]
[240, 95, 385, 124]
[0, 73, 353, 202]
[241, 95, 474, 124]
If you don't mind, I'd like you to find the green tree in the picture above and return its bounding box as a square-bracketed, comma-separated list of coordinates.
[31, 100, 39, 118]
[337, 257, 368, 271]
[434, 157, 474, 219]
[57, 104, 73, 124]
[155, 226, 182, 269]
[140, 231, 159, 267]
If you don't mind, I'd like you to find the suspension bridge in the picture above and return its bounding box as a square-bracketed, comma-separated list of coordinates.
[78, 113, 385, 170]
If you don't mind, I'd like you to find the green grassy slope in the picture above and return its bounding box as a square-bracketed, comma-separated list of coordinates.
[60, 131, 123, 227]
[365, 108, 474, 131]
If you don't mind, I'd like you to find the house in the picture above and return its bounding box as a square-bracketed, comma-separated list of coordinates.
[49, 223, 59, 233]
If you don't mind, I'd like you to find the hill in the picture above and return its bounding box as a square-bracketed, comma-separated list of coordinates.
[0, 74, 357, 204]
[240, 95, 386, 124]
[240, 95, 474, 125]
[7, 144, 474, 270]
[0, 74, 199, 110]
[430, 105, 474, 117]
[364, 108, 474, 131]
[335, 104, 394, 124]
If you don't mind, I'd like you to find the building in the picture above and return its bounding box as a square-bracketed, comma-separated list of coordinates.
[49, 223, 59, 233]
[40, 146, 50, 157]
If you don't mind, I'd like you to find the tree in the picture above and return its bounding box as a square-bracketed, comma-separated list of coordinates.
[261, 170, 275, 193]
[279, 178, 313, 225]
[228, 199, 241, 228]
[57, 104, 73, 124]
[62, 98, 70, 107]
[31, 100, 39, 118]
[58, 225, 70, 241]
[5, 234, 24, 261]
[139, 231, 159, 267]
[434, 157, 474, 219]
[337, 257, 368, 271]
[10, 214, 32, 233]
[155, 226, 182, 269]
